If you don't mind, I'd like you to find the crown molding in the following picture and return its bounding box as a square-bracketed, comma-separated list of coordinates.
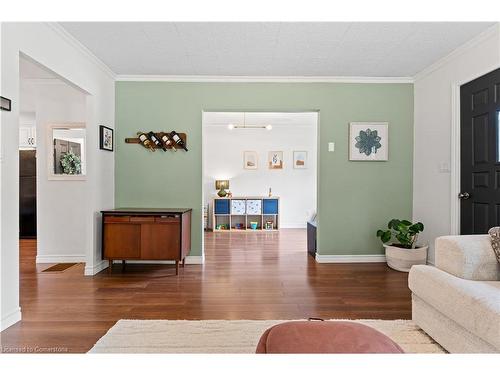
[45, 23, 116, 80]
[115, 75, 414, 83]
[413, 23, 500, 82]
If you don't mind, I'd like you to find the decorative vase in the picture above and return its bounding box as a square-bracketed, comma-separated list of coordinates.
[383, 244, 428, 272]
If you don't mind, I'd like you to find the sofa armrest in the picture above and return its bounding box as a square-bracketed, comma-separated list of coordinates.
[435, 235, 499, 281]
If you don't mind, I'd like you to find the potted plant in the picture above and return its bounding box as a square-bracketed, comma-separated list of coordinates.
[376, 219, 427, 272]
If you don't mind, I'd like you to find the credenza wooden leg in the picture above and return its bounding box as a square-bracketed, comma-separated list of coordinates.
[108, 261, 112, 275]
[122, 260, 126, 272]
[182, 257, 185, 267]
[175, 260, 179, 275]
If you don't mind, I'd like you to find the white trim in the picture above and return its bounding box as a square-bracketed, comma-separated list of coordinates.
[280, 223, 307, 229]
[84, 260, 109, 276]
[185, 255, 205, 265]
[414, 24, 500, 82]
[109, 255, 204, 265]
[450, 84, 461, 235]
[113, 260, 175, 264]
[46, 23, 116, 80]
[116, 75, 413, 83]
[36, 254, 86, 263]
[1, 307, 22, 332]
[315, 254, 386, 263]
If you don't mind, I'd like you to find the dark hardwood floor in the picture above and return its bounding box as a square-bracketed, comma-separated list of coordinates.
[1, 229, 411, 353]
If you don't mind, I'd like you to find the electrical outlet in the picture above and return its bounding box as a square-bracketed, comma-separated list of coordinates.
[328, 142, 335, 152]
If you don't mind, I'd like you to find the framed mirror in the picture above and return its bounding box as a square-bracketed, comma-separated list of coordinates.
[48, 123, 87, 180]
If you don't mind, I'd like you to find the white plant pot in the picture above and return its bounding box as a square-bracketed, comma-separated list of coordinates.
[383, 244, 428, 272]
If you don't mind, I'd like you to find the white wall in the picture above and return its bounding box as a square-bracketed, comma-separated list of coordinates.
[413, 24, 500, 264]
[21, 82, 89, 263]
[203, 122, 317, 228]
[1, 23, 115, 331]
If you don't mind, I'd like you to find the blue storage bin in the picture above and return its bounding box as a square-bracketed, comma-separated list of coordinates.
[214, 199, 230, 214]
[263, 199, 279, 214]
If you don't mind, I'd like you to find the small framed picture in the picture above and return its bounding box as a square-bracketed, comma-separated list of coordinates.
[243, 151, 258, 170]
[268, 151, 284, 169]
[293, 151, 307, 169]
[1, 96, 12, 111]
[349, 122, 388, 161]
[99, 125, 114, 151]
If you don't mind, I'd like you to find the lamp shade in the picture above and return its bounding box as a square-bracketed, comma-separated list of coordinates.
[215, 180, 229, 190]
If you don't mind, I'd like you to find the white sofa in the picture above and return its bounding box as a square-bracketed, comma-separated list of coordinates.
[408, 235, 500, 353]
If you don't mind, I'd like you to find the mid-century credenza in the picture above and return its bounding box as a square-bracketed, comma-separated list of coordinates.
[101, 208, 192, 275]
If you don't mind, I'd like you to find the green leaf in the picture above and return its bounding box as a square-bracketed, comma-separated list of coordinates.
[388, 219, 399, 229]
[400, 220, 412, 226]
[409, 222, 424, 234]
[381, 231, 392, 243]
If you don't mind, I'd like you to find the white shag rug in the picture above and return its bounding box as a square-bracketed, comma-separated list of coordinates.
[89, 319, 445, 353]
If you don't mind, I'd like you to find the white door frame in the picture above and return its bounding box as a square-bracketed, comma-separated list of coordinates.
[449, 64, 500, 235]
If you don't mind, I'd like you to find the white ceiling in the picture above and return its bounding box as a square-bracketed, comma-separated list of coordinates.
[203, 112, 318, 128]
[59, 22, 496, 77]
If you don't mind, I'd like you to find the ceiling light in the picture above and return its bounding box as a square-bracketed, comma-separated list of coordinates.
[227, 113, 273, 130]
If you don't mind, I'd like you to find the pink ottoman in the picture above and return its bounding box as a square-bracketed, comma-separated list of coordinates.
[256, 321, 404, 353]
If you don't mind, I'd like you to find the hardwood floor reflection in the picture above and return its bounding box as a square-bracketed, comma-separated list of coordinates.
[1, 230, 411, 353]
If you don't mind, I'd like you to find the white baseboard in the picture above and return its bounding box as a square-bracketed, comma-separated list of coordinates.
[1, 307, 22, 332]
[315, 254, 386, 263]
[84, 260, 109, 276]
[280, 223, 307, 229]
[185, 255, 205, 264]
[36, 254, 86, 263]
[113, 260, 175, 264]
[111, 255, 205, 265]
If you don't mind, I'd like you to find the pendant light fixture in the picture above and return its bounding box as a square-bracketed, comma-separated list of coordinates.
[228, 112, 272, 130]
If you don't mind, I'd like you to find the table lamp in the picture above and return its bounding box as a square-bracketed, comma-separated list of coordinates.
[215, 180, 229, 197]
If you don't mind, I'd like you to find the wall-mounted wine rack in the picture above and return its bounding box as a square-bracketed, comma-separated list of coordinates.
[125, 132, 187, 151]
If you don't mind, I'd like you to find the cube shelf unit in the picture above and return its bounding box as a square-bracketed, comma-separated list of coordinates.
[212, 196, 280, 232]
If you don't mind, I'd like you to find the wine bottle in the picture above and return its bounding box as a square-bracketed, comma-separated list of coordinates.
[160, 132, 177, 152]
[148, 131, 162, 150]
[169, 131, 188, 151]
[137, 132, 155, 152]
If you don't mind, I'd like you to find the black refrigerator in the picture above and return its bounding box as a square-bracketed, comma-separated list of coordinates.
[19, 150, 36, 238]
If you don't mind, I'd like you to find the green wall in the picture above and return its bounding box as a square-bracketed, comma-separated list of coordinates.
[115, 82, 414, 257]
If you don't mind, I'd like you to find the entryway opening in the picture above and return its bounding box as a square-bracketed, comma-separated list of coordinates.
[18, 54, 89, 274]
[201, 111, 319, 263]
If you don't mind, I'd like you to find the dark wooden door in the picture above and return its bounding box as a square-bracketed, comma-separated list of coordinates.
[19, 150, 37, 238]
[460, 68, 500, 234]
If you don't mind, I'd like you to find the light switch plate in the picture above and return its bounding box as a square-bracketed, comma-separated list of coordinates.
[328, 142, 335, 152]
[439, 162, 451, 173]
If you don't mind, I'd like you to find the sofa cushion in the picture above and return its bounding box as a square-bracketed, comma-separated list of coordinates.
[409, 265, 500, 350]
[488, 227, 500, 263]
[255, 321, 404, 353]
[435, 235, 500, 281]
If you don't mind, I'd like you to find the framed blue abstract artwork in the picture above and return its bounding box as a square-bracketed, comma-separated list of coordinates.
[349, 122, 388, 161]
